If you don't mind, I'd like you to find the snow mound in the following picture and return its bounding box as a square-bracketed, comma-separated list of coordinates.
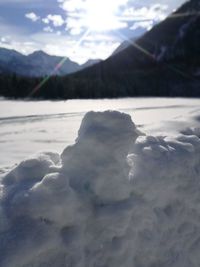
[1, 110, 200, 267]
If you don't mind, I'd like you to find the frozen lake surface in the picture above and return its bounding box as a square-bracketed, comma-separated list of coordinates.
[0, 97, 200, 168]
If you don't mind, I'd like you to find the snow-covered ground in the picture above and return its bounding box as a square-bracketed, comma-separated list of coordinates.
[1, 98, 200, 267]
[0, 97, 200, 169]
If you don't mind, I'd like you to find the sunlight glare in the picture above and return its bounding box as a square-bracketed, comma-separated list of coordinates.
[84, 0, 127, 31]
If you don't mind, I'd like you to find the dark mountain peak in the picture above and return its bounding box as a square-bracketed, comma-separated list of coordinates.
[82, 59, 101, 68]
[112, 37, 137, 56]
[28, 50, 73, 63]
[99, 0, 200, 68]
[0, 47, 23, 57]
[28, 50, 50, 58]
[62, 0, 200, 98]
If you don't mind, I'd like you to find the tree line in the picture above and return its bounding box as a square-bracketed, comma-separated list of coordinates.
[0, 64, 200, 99]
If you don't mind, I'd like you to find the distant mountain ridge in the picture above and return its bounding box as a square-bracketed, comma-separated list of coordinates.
[0, 48, 100, 77]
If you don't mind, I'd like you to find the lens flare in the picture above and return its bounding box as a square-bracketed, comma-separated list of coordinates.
[28, 29, 90, 97]
[28, 9, 199, 97]
[83, 0, 127, 31]
[115, 30, 195, 81]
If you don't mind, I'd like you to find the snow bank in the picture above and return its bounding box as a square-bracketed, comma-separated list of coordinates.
[1, 110, 200, 267]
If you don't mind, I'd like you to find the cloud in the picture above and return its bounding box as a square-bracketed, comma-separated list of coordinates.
[0, 39, 40, 55]
[0, 36, 11, 44]
[69, 27, 82, 36]
[42, 14, 65, 27]
[0, 0, 187, 63]
[0, 0, 56, 9]
[0, 1, 170, 64]
[0, 21, 39, 54]
[69, 40, 120, 63]
[130, 21, 153, 31]
[25, 12, 40, 22]
[28, 31, 120, 63]
[122, 4, 168, 22]
[57, 0, 169, 42]
[42, 17, 49, 24]
[118, 3, 168, 33]
[0, 22, 118, 64]
[43, 26, 54, 33]
[59, 0, 129, 33]
[0, 0, 42, 3]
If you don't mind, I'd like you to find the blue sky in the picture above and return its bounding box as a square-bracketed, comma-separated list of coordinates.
[0, 0, 186, 63]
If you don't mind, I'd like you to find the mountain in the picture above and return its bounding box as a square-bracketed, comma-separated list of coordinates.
[26, 51, 81, 77]
[81, 59, 101, 69]
[0, 48, 100, 77]
[62, 0, 200, 98]
[0, 48, 27, 74]
[112, 22, 159, 56]
[112, 38, 136, 56]
[1, 0, 200, 99]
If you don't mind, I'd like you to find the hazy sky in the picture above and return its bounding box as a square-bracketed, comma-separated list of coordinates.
[0, 0, 186, 63]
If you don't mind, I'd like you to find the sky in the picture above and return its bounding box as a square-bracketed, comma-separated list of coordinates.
[0, 0, 186, 64]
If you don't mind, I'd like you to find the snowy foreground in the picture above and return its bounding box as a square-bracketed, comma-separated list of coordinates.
[1, 103, 200, 266]
[0, 97, 200, 169]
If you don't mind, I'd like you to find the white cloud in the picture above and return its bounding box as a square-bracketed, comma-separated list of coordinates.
[42, 18, 49, 24]
[0, 39, 40, 55]
[0, 21, 39, 54]
[59, 0, 129, 33]
[42, 14, 65, 27]
[58, 0, 170, 37]
[69, 27, 82, 36]
[25, 30, 120, 63]
[0, 35, 11, 44]
[0, 0, 42, 3]
[25, 12, 40, 22]
[130, 21, 153, 31]
[122, 4, 168, 22]
[43, 26, 54, 33]
[67, 39, 120, 63]
[0, 0, 186, 63]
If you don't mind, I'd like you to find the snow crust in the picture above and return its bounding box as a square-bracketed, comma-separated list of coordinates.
[1, 110, 200, 267]
[1, 97, 199, 168]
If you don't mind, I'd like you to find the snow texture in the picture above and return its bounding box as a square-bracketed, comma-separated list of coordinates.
[1, 110, 200, 267]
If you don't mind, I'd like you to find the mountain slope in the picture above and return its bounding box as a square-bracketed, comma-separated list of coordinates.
[81, 59, 101, 69]
[62, 0, 200, 98]
[0, 48, 100, 77]
[112, 37, 136, 56]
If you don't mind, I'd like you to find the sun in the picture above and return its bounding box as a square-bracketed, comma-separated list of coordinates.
[83, 0, 126, 32]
